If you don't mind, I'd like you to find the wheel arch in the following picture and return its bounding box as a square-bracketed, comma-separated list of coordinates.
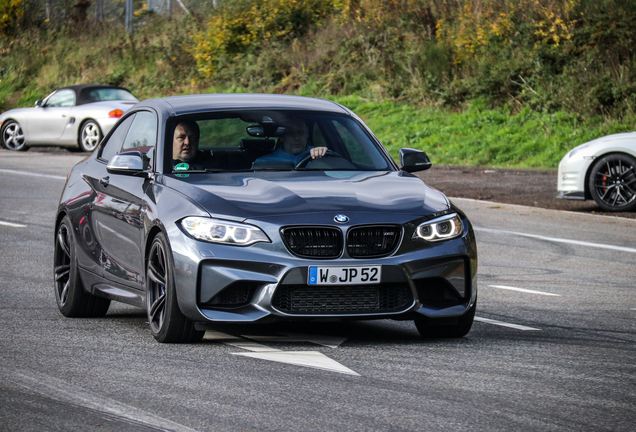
[1, 118, 24, 145]
[583, 151, 635, 200]
[54, 210, 68, 234]
[144, 223, 168, 272]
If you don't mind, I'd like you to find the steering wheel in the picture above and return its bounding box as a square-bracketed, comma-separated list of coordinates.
[295, 149, 343, 169]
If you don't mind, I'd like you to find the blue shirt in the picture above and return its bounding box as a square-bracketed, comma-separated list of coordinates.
[256, 146, 314, 165]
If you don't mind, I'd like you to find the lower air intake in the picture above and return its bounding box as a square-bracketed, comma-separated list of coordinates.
[272, 284, 413, 315]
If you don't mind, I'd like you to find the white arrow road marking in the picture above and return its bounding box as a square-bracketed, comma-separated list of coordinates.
[488, 285, 561, 296]
[203, 331, 359, 376]
[475, 317, 541, 331]
[244, 333, 348, 349]
[0, 220, 27, 228]
[232, 351, 360, 376]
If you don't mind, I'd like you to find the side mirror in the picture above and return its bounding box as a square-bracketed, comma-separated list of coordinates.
[34, 99, 43, 107]
[107, 151, 147, 176]
[399, 148, 432, 173]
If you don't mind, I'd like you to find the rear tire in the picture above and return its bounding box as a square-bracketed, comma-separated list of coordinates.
[146, 233, 204, 343]
[1, 120, 29, 151]
[79, 120, 102, 152]
[54, 215, 110, 317]
[415, 301, 476, 338]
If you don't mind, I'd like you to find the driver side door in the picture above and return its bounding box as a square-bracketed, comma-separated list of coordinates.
[26, 89, 74, 143]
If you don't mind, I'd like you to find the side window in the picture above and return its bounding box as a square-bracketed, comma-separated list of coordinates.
[45, 90, 75, 107]
[99, 114, 136, 163]
[331, 118, 389, 168]
[332, 120, 373, 166]
[311, 123, 327, 148]
[121, 111, 157, 170]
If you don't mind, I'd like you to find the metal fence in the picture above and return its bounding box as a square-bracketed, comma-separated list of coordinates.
[23, 0, 216, 30]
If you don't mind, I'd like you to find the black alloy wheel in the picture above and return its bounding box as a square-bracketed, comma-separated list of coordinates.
[414, 301, 476, 338]
[79, 120, 102, 152]
[146, 233, 204, 343]
[588, 154, 636, 212]
[54, 215, 110, 317]
[1, 120, 29, 151]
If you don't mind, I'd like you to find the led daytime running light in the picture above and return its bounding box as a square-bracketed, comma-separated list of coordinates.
[414, 214, 463, 242]
[181, 217, 269, 246]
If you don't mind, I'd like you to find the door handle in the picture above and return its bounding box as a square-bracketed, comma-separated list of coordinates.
[100, 176, 110, 187]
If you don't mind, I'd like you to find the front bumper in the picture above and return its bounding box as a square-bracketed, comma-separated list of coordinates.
[557, 154, 594, 199]
[168, 219, 478, 325]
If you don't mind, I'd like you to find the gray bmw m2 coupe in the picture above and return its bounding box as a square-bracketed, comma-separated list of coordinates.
[54, 94, 477, 343]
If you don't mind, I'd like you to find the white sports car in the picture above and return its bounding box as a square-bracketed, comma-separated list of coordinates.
[557, 131, 636, 212]
[0, 84, 138, 152]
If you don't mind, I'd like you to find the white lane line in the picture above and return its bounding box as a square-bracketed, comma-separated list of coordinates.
[451, 197, 636, 222]
[0, 168, 66, 180]
[475, 317, 541, 331]
[488, 285, 561, 296]
[1, 368, 199, 432]
[0, 220, 27, 228]
[475, 226, 636, 254]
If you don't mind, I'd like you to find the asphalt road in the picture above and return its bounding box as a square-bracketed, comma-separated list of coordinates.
[0, 149, 635, 431]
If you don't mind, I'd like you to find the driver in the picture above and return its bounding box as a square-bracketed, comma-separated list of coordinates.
[172, 120, 221, 170]
[255, 118, 328, 165]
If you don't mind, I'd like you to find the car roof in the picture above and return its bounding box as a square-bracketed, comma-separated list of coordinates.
[56, 84, 133, 106]
[133, 93, 352, 117]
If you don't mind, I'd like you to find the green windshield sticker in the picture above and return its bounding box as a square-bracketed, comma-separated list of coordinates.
[175, 162, 190, 171]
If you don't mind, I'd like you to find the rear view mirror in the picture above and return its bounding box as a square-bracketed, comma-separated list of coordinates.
[246, 125, 286, 137]
[399, 148, 432, 173]
[34, 99, 43, 107]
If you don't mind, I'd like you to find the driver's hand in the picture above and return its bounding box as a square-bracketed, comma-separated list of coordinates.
[310, 147, 328, 159]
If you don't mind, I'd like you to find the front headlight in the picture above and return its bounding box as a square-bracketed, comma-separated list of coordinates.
[413, 213, 464, 242]
[181, 217, 270, 246]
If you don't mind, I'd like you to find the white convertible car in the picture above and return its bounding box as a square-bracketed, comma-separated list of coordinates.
[557, 131, 636, 212]
[0, 84, 138, 152]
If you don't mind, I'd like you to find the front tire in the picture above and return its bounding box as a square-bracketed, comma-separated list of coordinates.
[588, 154, 636, 212]
[1, 120, 29, 151]
[415, 302, 476, 338]
[54, 215, 110, 317]
[146, 233, 204, 343]
[79, 120, 102, 152]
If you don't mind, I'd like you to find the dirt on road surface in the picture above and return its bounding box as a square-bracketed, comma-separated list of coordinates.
[417, 164, 636, 220]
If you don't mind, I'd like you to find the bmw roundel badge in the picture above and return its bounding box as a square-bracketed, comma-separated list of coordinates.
[334, 214, 349, 223]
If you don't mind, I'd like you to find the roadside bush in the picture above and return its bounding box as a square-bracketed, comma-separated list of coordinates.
[0, 0, 23, 36]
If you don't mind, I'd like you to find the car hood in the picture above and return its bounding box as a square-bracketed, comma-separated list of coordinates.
[163, 171, 450, 220]
[569, 131, 636, 157]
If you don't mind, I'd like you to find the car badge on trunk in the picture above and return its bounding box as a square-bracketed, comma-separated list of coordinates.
[334, 214, 349, 223]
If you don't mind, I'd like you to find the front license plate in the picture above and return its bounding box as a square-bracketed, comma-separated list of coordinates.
[308, 266, 381, 285]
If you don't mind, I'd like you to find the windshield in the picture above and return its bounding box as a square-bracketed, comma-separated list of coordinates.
[168, 111, 394, 173]
[87, 88, 138, 102]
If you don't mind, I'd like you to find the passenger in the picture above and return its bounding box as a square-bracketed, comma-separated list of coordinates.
[255, 118, 328, 165]
[172, 121, 219, 170]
